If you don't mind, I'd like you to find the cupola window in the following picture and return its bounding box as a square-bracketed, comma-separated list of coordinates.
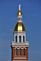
[15, 36, 17, 42]
[23, 36, 25, 42]
[19, 36, 21, 43]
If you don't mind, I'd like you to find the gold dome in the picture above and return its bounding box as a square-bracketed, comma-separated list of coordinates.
[14, 22, 25, 32]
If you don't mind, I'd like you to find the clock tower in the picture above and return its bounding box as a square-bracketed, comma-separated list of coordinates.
[11, 4, 29, 61]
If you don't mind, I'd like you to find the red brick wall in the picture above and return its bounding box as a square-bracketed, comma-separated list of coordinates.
[11, 47, 28, 61]
[25, 47, 28, 60]
[11, 47, 15, 60]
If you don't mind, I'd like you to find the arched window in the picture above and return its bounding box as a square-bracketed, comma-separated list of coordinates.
[15, 36, 17, 42]
[16, 48, 19, 55]
[19, 36, 21, 43]
[16, 48, 18, 55]
[20, 48, 21, 55]
[23, 48, 25, 55]
[20, 48, 24, 56]
[23, 36, 25, 42]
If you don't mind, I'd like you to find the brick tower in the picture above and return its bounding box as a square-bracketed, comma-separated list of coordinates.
[11, 4, 29, 61]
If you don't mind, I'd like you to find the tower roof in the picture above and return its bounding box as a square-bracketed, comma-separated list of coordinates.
[14, 21, 25, 32]
[14, 4, 25, 32]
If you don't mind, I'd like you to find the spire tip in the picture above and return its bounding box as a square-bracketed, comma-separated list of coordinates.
[19, 4, 21, 10]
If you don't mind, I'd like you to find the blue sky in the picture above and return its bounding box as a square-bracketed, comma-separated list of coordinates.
[0, 0, 41, 61]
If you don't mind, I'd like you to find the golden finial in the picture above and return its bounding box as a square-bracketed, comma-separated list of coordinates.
[18, 4, 22, 17]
